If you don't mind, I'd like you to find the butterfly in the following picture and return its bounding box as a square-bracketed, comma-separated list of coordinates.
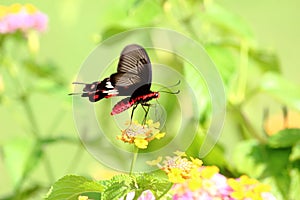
[70, 44, 161, 120]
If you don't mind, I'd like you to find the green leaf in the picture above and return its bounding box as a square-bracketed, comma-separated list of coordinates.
[135, 173, 171, 198]
[101, 26, 129, 41]
[290, 143, 300, 161]
[24, 60, 60, 79]
[273, 170, 290, 199]
[260, 72, 300, 110]
[268, 129, 300, 148]
[203, 3, 253, 40]
[233, 140, 291, 177]
[205, 44, 236, 87]
[289, 168, 300, 199]
[2, 137, 34, 185]
[183, 62, 210, 118]
[232, 140, 266, 177]
[46, 175, 104, 200]
[249, 48, 280, 72]
[102, 174, 135, 200]
[128, 0, 162, 25]
[233, 139, 292, 198]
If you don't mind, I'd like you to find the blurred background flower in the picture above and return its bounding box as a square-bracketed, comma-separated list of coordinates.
[0, 3, 47, 34]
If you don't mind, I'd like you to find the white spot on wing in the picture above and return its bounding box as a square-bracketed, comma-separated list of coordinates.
[106, 81, 114, 89]
[103, 89, 119, 95]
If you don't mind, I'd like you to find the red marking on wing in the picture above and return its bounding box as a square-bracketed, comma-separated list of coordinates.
[93, 94, 99, 100]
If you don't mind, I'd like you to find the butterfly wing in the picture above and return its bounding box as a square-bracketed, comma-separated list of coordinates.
[76, 44, 152, 107]
[110, 44, 152, 96]
[80, 78, 118, 102]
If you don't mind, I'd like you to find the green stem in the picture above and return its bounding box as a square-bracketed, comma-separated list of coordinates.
[21, 95, 40, 138]
[230, 39, 249, 104]
[129, 146, 139, 175]
[229, 103, 267, 143]
[158, 182, 173, 199]
[237, 40, 249, 102]
[3, 59, 55, 193]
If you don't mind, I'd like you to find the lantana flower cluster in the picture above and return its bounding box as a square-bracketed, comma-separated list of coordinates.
[117, 120, 165, 149]
[0, 3, 48, 34]
[148, 152, 276, 200]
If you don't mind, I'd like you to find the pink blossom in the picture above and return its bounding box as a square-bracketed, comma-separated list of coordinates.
[210, 173, 232, 196]
[119, 190, 155, 200]
[138, 190, 155, 200]
[32, 12, 48, 32]
[261, 192, 277, 200]
[0, 5, 47, 34]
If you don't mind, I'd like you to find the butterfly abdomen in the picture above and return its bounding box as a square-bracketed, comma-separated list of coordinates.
[111, 92, 159, 115]
[111, 97, 134, 115]
[131, 91, 159, 104]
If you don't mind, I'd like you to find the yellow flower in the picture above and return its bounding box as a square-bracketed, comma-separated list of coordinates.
[78, 196, 89, 200]
[228, 175, 271, 200]
[147, 119, 160, 128]
[174, 151, 187, 157]
[188, 168, 202, 191]
[146, 156, 163, 166]
[9, 3, 22, 13]
[190, 157, 203, 167]
[254, 183, 271, 193]
[25, 4, 37, 14]
[118, 120, 165, 149]
[155, 132, 165, 139]
[0, 75, 4, 94]
[0, 6, 8, 18]
[188, 177, 202, 191]
[240, 175, 257, 185]
[134, 138, 148, 149]
[201, 166, 219, 179]
[168, 168, 185, 183]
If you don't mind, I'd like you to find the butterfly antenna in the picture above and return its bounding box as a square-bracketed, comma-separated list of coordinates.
[159, 89, 180, 95]
[68, 92, 83, 96]
[72, 82, 87, 85]
[158, 80, 181, 91]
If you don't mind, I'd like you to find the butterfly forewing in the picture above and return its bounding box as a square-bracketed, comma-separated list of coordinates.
[110, 44, 152, 96]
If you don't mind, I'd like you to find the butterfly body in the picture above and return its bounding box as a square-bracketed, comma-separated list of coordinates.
[111, 91, 159, 115]
[73, 44, 159, 117]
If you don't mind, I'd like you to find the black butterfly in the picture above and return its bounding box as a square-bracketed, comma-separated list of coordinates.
[70, 44, 160, 119]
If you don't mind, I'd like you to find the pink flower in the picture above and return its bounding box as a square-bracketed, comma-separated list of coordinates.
[0, 4, 48, 34]
[119, 190, 155, 200]
[261, 192, 277, 200]
[173, 191, 193, 200]
[210, 173, 232, 196]
[138, 190, 155, 200]
[32, 12, 48, 32]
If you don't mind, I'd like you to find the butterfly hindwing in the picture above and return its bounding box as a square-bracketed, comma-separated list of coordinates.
[81, 78, 118, 102]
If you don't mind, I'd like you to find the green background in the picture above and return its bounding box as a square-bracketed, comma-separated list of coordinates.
[1, 0, 300, 199]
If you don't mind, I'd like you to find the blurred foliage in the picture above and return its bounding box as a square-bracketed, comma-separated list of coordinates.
[0, 0, 300, 199]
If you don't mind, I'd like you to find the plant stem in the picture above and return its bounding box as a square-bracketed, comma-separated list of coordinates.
[237, 39, 249, 102]
[21, 95, 40, 138]
[4, 59, 55, 192]
[129, 146, 139, 175]
[158, 182, 173, 199]
[229, 103, 267, 143]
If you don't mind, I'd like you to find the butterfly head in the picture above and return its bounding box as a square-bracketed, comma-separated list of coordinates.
[153, 91, 160, 99]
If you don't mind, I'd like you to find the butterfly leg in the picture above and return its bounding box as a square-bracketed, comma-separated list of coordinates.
[141, 103, 151, 125]
[130, 104, 138, 124]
